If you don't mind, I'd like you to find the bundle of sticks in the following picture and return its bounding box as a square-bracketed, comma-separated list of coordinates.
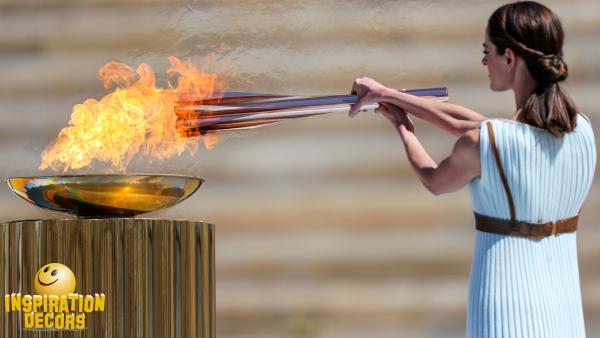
[175, 87, 448, 137]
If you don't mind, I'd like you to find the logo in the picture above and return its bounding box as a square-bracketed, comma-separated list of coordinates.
[34, 263, 76, 296]
[4, 263, 105, 330]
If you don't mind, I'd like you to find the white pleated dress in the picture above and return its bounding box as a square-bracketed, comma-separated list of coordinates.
[467, 114, 596, 338]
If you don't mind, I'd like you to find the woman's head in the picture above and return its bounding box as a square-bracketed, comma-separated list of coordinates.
[483, 1, 577, 137]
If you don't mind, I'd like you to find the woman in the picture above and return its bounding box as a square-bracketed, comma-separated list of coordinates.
[349, 2, 596, 337]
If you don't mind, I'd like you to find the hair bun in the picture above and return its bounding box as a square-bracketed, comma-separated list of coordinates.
[537, 53, 568, 84]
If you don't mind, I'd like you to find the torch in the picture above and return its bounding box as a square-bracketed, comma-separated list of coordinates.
[175, 87, 449, 135]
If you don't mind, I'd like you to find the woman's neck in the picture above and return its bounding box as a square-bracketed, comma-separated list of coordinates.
[513, 85, 536, 111]
[511, 65, 538, 121]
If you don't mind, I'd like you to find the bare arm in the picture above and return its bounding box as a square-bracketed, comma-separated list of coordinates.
[402, 128, 481, 194]
[378, 103, 481, 195]
[350, 77, 487, 137]
[380, 87, 487, 137]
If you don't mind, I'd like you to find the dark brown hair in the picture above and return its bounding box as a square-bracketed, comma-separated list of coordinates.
[487, 1, 578, 137]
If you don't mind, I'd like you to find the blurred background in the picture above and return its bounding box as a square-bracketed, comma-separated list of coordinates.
[0, 0, 598, 337]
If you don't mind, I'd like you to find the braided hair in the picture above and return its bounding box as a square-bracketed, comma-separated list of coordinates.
[488, 1, 578, 137]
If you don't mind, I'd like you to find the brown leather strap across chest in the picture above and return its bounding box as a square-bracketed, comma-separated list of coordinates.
[474, 122, 578, 238]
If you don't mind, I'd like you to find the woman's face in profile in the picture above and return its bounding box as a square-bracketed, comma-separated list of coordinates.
[482, 31, 512, 92]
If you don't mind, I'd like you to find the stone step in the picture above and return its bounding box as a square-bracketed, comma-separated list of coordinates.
[0, 0, 166, 11]
[216, 278, 600, 313]
[216, 278, 468, 316]
[0, 7, 178, 54]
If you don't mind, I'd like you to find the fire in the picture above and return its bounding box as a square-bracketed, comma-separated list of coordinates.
[39, 56, 225, 173]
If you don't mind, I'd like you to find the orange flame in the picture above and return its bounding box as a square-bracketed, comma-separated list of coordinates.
[39, 56, 225, 173]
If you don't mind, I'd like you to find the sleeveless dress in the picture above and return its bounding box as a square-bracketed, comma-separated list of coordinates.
[467, 113, 597, 338]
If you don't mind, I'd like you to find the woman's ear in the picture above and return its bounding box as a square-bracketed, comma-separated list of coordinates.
[504, 47, 516, 70]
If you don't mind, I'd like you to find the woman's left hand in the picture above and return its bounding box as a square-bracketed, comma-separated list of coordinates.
[376, 102, 415, 134]
[349, 77, 389, 117]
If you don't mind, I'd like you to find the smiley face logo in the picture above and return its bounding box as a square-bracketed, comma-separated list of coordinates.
[34, 263, 76, 296]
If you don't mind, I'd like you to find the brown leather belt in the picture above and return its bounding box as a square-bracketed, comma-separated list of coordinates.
[476, 122, 579, 238]
[474, 212, 578, 238]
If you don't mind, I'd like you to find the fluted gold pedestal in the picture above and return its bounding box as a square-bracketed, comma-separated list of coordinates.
[0, 219, 215, 338]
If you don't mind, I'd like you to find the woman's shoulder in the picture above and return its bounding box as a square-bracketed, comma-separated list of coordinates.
[482, 113, 592, 133]
[574, 113, 595, 142]
[579, 112, 591, 124]
[487, 118, 545, 132]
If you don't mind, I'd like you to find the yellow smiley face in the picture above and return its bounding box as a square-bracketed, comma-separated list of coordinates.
[34, 263, 76, 296]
